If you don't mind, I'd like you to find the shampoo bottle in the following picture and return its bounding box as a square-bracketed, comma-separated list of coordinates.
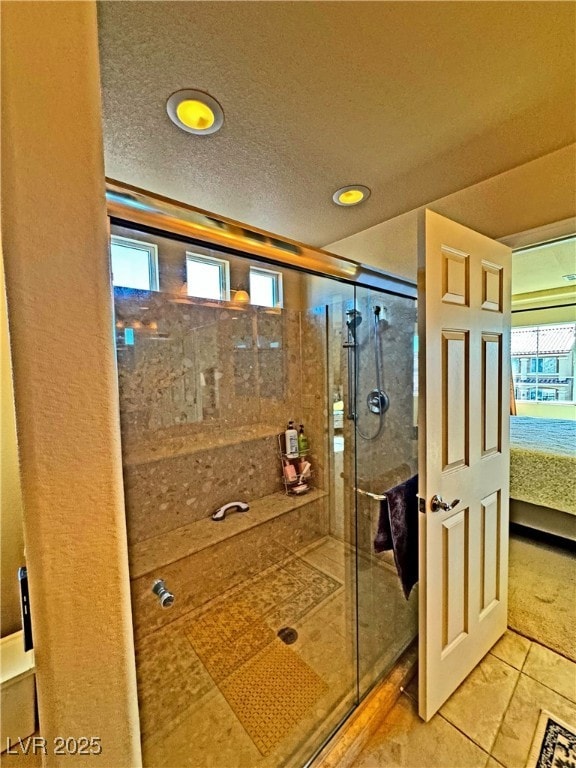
[285, 421, 299, 458]
[298, 424, 309, 454]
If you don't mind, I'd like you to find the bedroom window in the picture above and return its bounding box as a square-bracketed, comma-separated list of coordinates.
[511, 322, 576, 403]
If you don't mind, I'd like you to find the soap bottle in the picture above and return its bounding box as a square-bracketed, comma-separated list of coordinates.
[285, 421, 299, 458]
[298, 424, 309, 455]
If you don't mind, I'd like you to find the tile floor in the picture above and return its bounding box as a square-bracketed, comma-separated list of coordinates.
[351, 630, 576, 768]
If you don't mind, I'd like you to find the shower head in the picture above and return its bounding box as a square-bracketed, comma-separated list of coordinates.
[345, 310, 362, 342]
[373, 305, 389, 329]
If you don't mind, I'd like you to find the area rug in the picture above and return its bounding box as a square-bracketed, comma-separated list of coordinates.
[525, 709, 576, 768]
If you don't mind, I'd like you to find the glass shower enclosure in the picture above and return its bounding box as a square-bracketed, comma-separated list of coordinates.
[108, 185, 418, 768]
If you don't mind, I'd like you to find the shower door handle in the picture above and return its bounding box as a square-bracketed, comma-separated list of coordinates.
[430, 495, 460, 513]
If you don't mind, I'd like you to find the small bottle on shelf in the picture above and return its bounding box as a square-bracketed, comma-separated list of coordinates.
[298, 424, 309, 455]
[277, 429, 311, 496]
[285, 421, 299, 458]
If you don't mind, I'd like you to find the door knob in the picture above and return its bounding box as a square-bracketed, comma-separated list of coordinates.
[430, 495, 460, 513]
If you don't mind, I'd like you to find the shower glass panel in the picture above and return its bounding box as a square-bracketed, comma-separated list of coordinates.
[353, 286, 419, 694]
[110, 221, 417, 767]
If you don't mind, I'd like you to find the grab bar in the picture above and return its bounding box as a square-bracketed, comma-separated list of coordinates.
[355, 487, 387, 501]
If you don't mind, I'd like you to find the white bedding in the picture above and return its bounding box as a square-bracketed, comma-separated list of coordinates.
[510, 416, 576, 515]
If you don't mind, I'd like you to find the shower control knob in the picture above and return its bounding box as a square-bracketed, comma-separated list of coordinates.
[152, 579, 175, 609]
[367, 389, 390, 415]
[430, 495, 460, 513]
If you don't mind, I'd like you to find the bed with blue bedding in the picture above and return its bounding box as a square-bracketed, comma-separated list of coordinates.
[510, 416, 576, 540]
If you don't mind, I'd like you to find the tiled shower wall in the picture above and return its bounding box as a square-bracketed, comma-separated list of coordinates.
[111, 227, 417, 642]
[353, 291, 418, 554]
[355, 293, 417, 483]
[114, 280, 330, 550]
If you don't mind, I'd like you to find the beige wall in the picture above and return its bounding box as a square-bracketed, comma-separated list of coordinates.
[512, 299, 576, 327]
[1, 2, 141, 764]
[1, 247, 25, 638]
[326, 144, 576, 280]
[511, 292, 576, 323]
[515, 402, 575, 420]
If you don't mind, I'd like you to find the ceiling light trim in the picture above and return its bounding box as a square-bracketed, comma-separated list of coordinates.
[166, 89, 224, 135]
[332, 185, 371, 207]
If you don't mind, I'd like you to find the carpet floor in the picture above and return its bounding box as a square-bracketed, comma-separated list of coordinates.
[508, 532, 576, 661]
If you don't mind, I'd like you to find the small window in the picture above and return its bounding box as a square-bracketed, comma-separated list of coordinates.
[186, 252, 230, 301]
[249, 267, 283, 308]
[110, 236, 159, 291]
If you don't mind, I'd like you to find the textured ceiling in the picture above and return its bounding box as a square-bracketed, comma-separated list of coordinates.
[512, 238, 576, 296]
[97, 1, 576, 247]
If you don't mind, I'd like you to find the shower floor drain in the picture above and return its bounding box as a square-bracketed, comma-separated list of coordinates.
[277, 627, 298, 645]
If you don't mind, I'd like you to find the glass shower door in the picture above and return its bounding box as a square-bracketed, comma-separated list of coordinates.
[111, 222, 360, 768]
[352, 286, 419, 694]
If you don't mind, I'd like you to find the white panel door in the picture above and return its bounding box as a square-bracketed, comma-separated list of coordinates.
[418, 210, 511, 721]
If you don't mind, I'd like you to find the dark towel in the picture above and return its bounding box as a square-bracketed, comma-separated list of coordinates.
[374, 475, 419, 599]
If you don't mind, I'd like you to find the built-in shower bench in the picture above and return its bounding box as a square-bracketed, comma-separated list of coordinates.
[129, 488, 329, 639]
[130, 488, 327, 579]
[121, 422, 306, 547]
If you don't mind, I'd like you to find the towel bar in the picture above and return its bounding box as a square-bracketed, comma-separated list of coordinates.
[355, 487, 387, 501]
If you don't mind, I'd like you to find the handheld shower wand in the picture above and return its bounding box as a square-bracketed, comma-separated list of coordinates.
[345, 310, 362, 343]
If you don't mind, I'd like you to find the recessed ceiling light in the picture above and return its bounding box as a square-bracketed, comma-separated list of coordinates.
[166, 89, 224, 135]
[332, 185, 371, 206]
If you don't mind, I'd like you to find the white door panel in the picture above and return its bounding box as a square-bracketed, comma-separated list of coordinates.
[418, 210, 511, 721]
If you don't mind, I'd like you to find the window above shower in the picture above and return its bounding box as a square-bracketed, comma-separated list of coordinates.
[109, 223, 303, 445]
[110, 235, 159, 291]
[186, 251, 230, 301]
[109, 228, 285, 311]
[249, 266, 283, 308]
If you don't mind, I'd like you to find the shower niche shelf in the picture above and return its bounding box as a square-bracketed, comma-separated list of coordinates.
[122, 422, 281, 467]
